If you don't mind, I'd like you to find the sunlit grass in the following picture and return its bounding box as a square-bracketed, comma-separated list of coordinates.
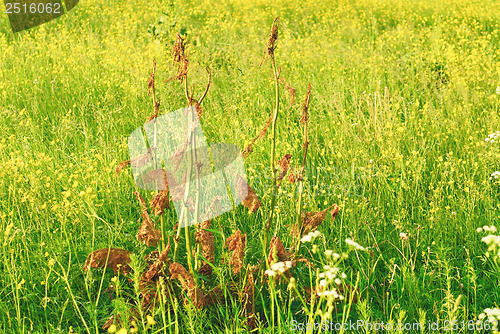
[1, 0, 500, 332]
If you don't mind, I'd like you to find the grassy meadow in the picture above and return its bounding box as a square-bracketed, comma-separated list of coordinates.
[1, 0, 500, 332]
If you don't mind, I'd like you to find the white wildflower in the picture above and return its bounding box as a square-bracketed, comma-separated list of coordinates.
[265, 269, 276, 277]
[300, 230, 322, 244]
[490, 171, 500, 180]
[483, 225, 498, 233]
[345, 238, 366, 251]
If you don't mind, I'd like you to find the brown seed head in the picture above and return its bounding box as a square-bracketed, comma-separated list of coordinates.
[300, 84, 312, 126]
[195, 220, 215, 276]
[225, 230, 246, 275]
[83, 248, 132, 276]
[267, 18, 279, 59]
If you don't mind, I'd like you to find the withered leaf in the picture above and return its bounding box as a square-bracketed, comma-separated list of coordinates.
[83, 248, 132, 275]
[242, 114, 273, 159]
[300, 84, 312, 126]
[142, 243, 172, 282]
[287, 168, 302, 183]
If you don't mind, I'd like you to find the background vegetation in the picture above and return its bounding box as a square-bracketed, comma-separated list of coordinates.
[1, 0, 500, 332]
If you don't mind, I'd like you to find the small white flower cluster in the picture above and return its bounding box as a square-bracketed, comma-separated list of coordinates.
[496, 86, 500, 95]
[481, 234, 500, 258]
[265, 261, 293, 277]
[477, 225, 498, 233]
[316, 267, 346, 301]
[485, 131, 500, 143]
[345, 238, 366, 251]
[324, 249, 341, 260]
[301, 230, 322, 243]
[316, 287, 344, 300]
[399, 232, 409, 240]
[489, 171, 500, 180]
[479, 308, 500, 333]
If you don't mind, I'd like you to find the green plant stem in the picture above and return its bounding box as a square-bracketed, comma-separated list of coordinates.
[294, 108, 309, 257]
[263, 55, 280, 250]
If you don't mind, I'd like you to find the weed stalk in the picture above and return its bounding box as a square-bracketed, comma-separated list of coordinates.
[263, 17, 280, 251]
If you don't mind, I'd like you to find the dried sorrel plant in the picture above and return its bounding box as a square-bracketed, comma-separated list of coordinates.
[225, 229, 246, 275]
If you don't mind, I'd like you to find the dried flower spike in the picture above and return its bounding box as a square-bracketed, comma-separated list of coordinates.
[134, 191, 162, 247]
[236, 175, 262, 212]
[169, 263, 204, 308]
[267, 18, 279, 59]
[195, 220, 215, 276]
[83, 248, 132, 276]
[225, 230, 246, 275]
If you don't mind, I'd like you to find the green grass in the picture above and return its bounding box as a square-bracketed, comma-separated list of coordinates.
[1, 0, 500, 332]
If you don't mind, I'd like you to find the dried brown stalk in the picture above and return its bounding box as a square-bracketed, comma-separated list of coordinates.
[267, 236, 292, 265]
[168, 33, 189, 82]
[134, 191, 162, 247]
[151, 190, 170, 216]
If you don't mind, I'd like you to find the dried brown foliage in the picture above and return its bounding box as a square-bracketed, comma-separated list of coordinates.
[277, 153, 292, 182]
[146, 100, 161, 122]
[287, 168, 302, 183]
[134, 191, 162, 247]
[130, 147, 156, 169]
[169, 263, 204, 308]
[204, 283, 239, 306]
[83, 248, 132, 275]
[203, 286, 224, 306]
[293, 204, 339, 238]
[151, 190, 170, 216]
[147, 59, 156, 96]
[236, 175, 262, 213]
[169, 33, 189, 81]
[195, 220, 214, 276]
[225, 230, 246, 275]
[300, 84, 312, 126]
[115, 160, 131, 176]
[261, 17, 279, 64]
[142, 243, 172, 282]
[267, 236, 292, 265]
